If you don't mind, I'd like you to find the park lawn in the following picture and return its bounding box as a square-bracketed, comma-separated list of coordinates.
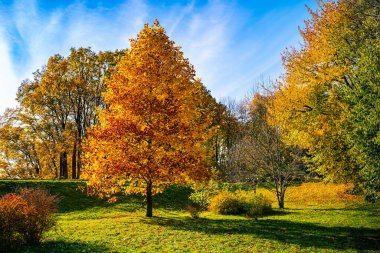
[0, 180, 379, 253]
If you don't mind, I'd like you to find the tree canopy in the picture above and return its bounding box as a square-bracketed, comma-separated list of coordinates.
[82, 21, 215, 217]
[0, 48, 122, 179]
[271, 0, 380, 200]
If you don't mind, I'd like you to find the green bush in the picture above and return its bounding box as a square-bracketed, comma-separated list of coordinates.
[189, 180, 219, 211]
[246, 193, 272, 217]
[209, 191, 272, 217]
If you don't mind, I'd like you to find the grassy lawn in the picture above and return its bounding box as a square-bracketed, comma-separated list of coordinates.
[0, 180, 379, 253]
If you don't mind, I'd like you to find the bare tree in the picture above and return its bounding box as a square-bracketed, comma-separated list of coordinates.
[229, 93, 304, 208]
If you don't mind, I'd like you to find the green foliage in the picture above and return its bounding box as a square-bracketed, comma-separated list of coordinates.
[0, 188, 58, 251]
[272, 0, 380, 201]
[342, 27, 380, 201]
[189, 180, 219, 211]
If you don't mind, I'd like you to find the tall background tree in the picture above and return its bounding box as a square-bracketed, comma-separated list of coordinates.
[271, 0, 380, 200]
[0, 109, 41, 178]
[0, 48, 122, 179]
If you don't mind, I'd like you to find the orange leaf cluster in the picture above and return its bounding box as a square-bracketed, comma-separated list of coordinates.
[82, 21, 214, 199]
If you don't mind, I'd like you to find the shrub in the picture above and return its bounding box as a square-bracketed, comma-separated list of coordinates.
[0, 188, 59, 251]
[186, 203, 202, 219]
[209, 191, 272, 217]
[189, 180, 219, 211]
[0, 194, 28, 250]
[246, 193, 272, 218]
[209, 191, 247, 215]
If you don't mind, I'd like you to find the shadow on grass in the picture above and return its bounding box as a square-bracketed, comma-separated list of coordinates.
[264, 209, 292, 217]
[154, 185, 192, 210]
[0, 180, 113, 213]
[0, 181, 192, 214]
[141, 216, 380, 251]
[10, 240, 110, 253]
[113, 185, 192, 213]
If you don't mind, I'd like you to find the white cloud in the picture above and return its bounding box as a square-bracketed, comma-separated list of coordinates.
[0, 0, 315, 114]
[0, 26, 19, 112]
[168, 1, 237, 96]
[0, 0, 151, 114]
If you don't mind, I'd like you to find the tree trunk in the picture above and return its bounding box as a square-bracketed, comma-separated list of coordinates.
[35, 158, 41, 176]
[75, 118, 82, 179]
[59, 152, 68, 179]
[277, 189, 285, 209]
[72, 143, 77, 179]
[77, 144, 82, 179]
[278, 192, 285, 209]
[53, 159, 58, 179]
[275, 178, 286, 209]
[146, 182, 153, 217]
[215, 135, 219, 169]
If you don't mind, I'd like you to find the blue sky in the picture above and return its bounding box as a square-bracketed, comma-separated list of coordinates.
[0, 0, 316, 114]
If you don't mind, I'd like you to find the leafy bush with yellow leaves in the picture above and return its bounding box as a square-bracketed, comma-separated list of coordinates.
[209, 191, 272, 217]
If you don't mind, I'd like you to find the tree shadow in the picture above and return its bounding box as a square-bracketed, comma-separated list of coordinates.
[0, 180, 110, 213]
[9, 240, 110, 253]
[264, 209, 292, 217]
[113, 185, 192, 213]
[141, 216, 380, 251]
[0, 181, 193, 213]
[154, 185, 192, 210]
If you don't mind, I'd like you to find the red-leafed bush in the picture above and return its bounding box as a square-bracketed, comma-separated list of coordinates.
[0, 188, 59, 251]
[0, 193, 28, 249]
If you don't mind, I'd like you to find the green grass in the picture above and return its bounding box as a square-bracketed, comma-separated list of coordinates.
[0, 180, 379, 253]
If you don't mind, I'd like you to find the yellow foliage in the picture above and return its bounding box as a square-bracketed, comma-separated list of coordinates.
[268, 0, 360, 183]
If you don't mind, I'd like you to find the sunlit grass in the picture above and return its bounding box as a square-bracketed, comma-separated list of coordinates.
[0, 180, 378, 253]
[256, 182, 363, 209]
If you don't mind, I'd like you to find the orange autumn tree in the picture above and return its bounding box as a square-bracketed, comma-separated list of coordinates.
[82, 21, 214, 217]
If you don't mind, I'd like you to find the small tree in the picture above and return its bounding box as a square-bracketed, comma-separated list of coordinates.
[83, 21, 213, 217]
[231, 93, 304, 208]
